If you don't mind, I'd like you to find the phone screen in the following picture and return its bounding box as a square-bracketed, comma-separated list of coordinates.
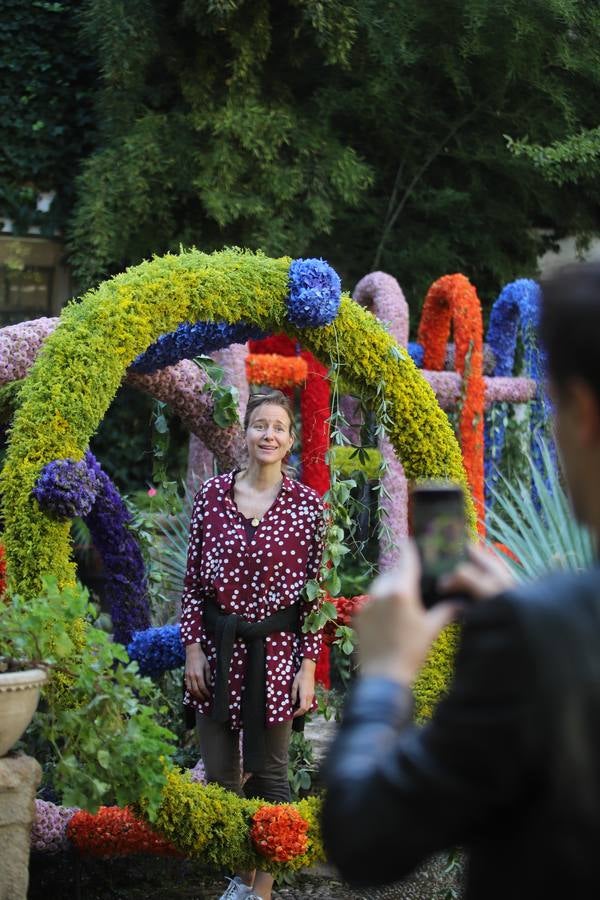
[410, 482, 467, 608]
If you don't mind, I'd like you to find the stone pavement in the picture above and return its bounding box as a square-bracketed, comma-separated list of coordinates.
[203, 855, 463, 899]
[28, 851, 463, 899]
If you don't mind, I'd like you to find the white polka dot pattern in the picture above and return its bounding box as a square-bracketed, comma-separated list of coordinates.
[180, 470, 326, 728]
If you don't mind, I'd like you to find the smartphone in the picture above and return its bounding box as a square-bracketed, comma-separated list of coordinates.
[409, 482, 468, 609]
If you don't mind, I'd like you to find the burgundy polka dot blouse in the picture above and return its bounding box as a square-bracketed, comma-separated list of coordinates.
[181, 470, 326, 729]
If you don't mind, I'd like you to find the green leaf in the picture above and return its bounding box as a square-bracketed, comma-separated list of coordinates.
[305, 580, 320, 601]
[52, 631, 74, 658]
[325, 570, 341, 596]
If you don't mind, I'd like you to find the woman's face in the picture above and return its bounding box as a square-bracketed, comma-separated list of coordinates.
[246, 402, 294, 467]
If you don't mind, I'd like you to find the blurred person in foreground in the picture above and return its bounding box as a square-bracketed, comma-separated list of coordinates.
[322, 263, 600, 899]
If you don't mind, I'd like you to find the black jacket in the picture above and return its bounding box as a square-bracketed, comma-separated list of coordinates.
[322, 569, 600, 898]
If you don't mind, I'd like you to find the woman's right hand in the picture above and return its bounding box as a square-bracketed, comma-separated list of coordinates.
[185, 644, 212, 701]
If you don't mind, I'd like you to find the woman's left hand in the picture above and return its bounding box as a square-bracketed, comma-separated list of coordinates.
[291, 660, 316, 718]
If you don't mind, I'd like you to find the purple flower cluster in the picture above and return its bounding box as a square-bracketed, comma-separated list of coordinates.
[31, 799, 76, 853]
[189, 757, 207, 784]
[287, 258, 341, 328]
[130, 321, 265, 375]
[127, 624, 185, 677]
[32, 457, 101, 519]
[83, 452, 151, 645]
[0, 317, 56, 386]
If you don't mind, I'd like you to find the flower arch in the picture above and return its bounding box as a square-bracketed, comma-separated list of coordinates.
[484, 278, 551, 503]
[418, 274, 485, 530]
[1, 249, 474, 729]
[0, 249, 489, 868]
[353, 271, 409, 567]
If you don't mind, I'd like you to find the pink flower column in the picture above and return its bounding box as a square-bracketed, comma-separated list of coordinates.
[353, 272, 409, 568]
[186, 343, 250, 486]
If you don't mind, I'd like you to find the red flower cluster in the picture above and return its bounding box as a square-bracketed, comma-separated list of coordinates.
[250, 335, 331, 683]
[0, 543, 6, 597]
[418, 274, 485, 533]
[251, 804, 309, 862]
[323, 594, 370, 646]
[67, 806, 179, 858]
[246, 353, 308, 389]
[249, 335, 331, 497]
[249, 334, 297, 356]
[300, 350, 331, 497]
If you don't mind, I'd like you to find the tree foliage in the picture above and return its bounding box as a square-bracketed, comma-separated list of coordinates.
[507, 127, 600, 186]
[0, 0, 96, 233]
[6, 0, 600, 311]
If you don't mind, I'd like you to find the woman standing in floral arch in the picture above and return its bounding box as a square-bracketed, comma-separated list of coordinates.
[181, 388, 326, 900]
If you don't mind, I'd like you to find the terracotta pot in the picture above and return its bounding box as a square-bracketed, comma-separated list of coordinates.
[0, 669, 47, 757]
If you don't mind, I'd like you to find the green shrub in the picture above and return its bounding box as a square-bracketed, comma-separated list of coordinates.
[486, 437, 594, 578]
[0, 577, 176, 816]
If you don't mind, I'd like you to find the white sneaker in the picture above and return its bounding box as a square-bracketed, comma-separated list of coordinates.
[218, 876, 254, 899]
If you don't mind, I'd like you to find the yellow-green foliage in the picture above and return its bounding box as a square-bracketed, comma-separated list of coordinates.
[150, 768, 324, 874]
[413, 623, 459, 723]
[292, 796, 326, 870]
[46, 615, 88, 708]
[151, 768, 261, 870]
[329, 445, 383, 480]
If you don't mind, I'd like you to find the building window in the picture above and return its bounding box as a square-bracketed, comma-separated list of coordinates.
[0, 265, 53, 325]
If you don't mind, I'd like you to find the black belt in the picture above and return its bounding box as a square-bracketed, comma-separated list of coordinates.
[204, 598, 304, 772]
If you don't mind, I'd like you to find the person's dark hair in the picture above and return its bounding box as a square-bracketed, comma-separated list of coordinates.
[540, 263, 600, 399]
[243, 388, 295, 438]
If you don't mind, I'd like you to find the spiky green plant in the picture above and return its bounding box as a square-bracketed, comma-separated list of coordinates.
[150, 481, 196, 605]
[486, 438, 595, 579]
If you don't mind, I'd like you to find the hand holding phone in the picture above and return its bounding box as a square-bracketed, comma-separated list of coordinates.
[410, 482, 468, 609]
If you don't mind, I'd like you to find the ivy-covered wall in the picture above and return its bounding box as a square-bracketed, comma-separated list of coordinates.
[0, 0, 96, 235]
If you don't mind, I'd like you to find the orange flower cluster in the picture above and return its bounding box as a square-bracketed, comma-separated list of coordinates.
[67, 806, 179, 858]
[417, 274, 485, 532]
[250, 804, 309, 863]
[246, 353, 308, 389]
[0, 543, 6, 597]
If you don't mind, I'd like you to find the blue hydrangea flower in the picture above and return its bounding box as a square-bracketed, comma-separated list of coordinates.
[287, 258, 341, 328]
[32, 457, 101, 519]
[131, 320, 266, 374]
[484, 279, 553, 506]
[127, 625, 184, 678]
[408, 342, 424, 367]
